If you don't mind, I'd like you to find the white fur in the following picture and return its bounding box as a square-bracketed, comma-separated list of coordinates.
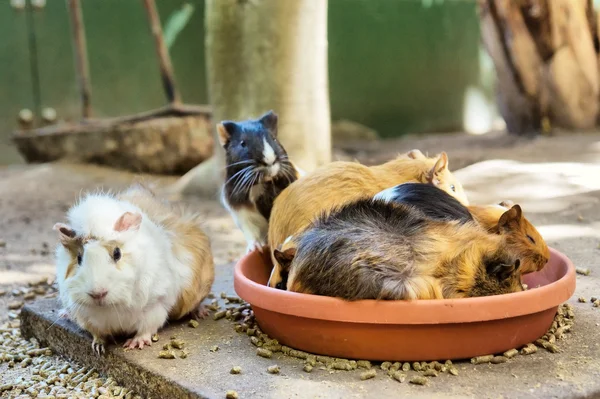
[373, 186, 400, 203]
[220, 188, 268, 253]
[56, 193, 194, 347]
[262, 137, 276, 165]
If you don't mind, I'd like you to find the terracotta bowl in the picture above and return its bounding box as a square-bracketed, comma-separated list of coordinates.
[234, 247, 576, 361]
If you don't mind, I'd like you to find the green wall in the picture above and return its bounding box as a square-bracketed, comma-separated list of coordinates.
[0, 0, 481, 163]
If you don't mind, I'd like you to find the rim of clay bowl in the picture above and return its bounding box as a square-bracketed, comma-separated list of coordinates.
[234, 247, 576, 325]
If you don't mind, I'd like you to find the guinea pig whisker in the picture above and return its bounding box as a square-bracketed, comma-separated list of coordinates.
[238, 170, 259, 196]
[231, 167, 256, 196]
[225, 160, 255, 170]
[224, 165, 254, 188]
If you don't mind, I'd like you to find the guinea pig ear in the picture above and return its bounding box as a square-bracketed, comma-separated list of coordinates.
[427, 152, 449, 184]
[406, 149, 426, 160]
[498, 204, 522, 232]
[273, 247, 296, 273]
[114, 212, 142, 232]
[259, 110, 278, 134]
[53, 223, 76, 245]
[216, 121, 237, 147]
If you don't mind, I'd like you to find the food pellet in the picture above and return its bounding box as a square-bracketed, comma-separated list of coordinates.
[412, 362, 422, 371]
[267, 365, 280, 374]
[225, 390, 239, 399]
[380, 361, 392, 370]
[170, 339, 185, 349]
[423, 369, 438, 377]
[303, 364, 313, 373]
[448, 367, 459, 376]
[250, 336, 262, 347]
[158, 351, 175, 359]
[179, 350, 189, 359]
[409, 376, 428, 385]
[213, 311, 227, 320]
[8, 301, 23, 310]
[470, 355, 493, 364]
[503, 349, 519, 358]
[210, 346, 219, 352]
[230, 366, 242, 374]
[578, 297, 587, 303]
[360, 369, 376, 380]
[188, 319, 199, 328]
[220, 292, 227, 299]
[576, 267, 591, 276]
[491, 356, 508, 364]
[151, 334, 159, 342]
[357, 360, 371, 369]
[332, 361, 353, 371]
[401, 362, 411, 372]
[520, 344, 537, 355]
[257, 348, 273, 359]
[391, 371, 405, 383]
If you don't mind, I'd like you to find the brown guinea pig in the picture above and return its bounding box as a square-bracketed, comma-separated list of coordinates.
[374, 183, 550, 274]
[278, 199, 527, 301]
[267, 150, 468, 289]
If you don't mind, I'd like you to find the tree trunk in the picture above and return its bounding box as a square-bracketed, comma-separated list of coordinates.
[478, 0, 599, 135]
[168, 0, 331, 199]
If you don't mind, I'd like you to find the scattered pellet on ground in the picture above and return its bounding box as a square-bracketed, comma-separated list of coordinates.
[357, 360, 371, 369]
[503, 349, 518, 359]
[390, 371, 405, 383]
[409, 376, 428, 385]
[380, 361, 392, 370]
[230, 366, 242, 374]
[303, 364, 313, 373]
[448, 367, 459, 376]
[520, 344, 537, 355]
[423, 369, 438, 377]
[470, 355, 493, 364]
[491, 356, 508, 364]
[213, 310, 227, 321]
[257, 348, 273, 359]
[188, 319, 200, 328]
[578, 297, 587, 303]
[576, 267, 591, 276]
[210, 346, 219, 352]
[151, 334, 159, 342]
[267, 365, 280, 374]
[158, 350, 175, 359]
[360, 369, 377, 380]
[225, 390, 239, 399]
[8, 301, 24, 310]
[170, 339, 185, 349]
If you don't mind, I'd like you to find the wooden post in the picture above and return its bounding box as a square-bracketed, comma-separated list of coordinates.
[66, 0, 92, 119]
[142, 0, 181, 105]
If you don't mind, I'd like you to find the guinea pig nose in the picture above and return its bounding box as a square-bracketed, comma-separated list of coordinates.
[88, 289, 108, 300]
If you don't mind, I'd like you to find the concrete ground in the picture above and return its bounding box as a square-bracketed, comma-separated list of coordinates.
[3, 130, 600, 398]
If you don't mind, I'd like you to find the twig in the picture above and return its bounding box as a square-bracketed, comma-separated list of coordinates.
[142, 0, 182, 105]
[67, 0, 92, 119]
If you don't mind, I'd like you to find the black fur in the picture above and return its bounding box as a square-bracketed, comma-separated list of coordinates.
[222, 111, 298, 218]
[380, 183, 473, 224]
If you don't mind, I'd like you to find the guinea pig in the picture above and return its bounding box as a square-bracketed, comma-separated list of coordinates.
[218, 110, 304, 254]
[375, 183, 549, 274]
[54, 184, 214, 354]
[281, 198, 527, 301]
[267, 150, 468, 288]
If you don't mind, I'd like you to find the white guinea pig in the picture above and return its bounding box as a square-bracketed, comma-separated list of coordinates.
[54, 184, 215, 354]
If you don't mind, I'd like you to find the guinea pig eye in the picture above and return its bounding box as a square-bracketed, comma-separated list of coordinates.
[113, 247, 121, 262]
[240, 140, 246, 148]
[77, 254, 82, 265]
[450, 184, 456, 192]
[527, 235, 536, 244]
[275, 282, 284, 290]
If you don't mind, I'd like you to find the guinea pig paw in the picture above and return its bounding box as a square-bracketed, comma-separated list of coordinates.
[191, 305, 210, 320]
[124, 334, 153, 350]
[91, 337, 105, 356]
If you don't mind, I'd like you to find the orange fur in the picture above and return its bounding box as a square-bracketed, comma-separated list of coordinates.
[469, 204, 550, 274]
[267, 152, 468, 288]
